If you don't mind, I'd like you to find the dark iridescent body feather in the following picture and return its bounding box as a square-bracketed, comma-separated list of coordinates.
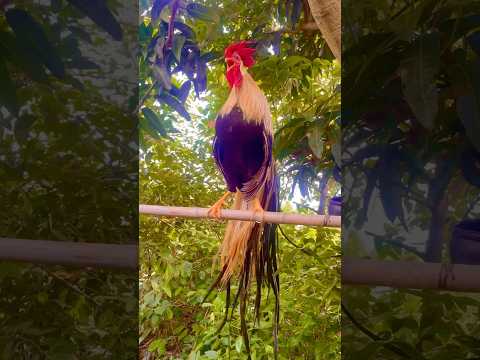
[213, 106, 272, 199]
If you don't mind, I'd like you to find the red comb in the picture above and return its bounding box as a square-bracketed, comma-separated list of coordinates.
[224, 41, 256, 68]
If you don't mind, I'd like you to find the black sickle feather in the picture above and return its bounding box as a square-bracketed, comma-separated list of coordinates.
[201, 264, 227, 304]
[215, 280, 230, 335]
[240, 284, 251, 360]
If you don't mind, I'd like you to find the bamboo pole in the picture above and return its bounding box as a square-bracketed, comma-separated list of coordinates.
[0, 238, 137, 269]
[139, 204, 341, 227]
[343, 257, 480, 293]
[1, 239, 480, 293]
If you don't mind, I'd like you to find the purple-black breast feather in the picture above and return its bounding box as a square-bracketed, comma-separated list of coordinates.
[213, 106, 272, 199]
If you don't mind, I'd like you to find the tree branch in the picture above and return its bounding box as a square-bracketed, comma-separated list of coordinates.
[342, 303, 410, 358]
[365, 231, 426, 260]
[135, 81, 157, 115]
[278, 225, 326, 260]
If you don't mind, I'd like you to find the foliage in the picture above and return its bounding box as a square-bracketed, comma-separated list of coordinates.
[343, 0, 480, 233]
[342, 0, 480, 358]
[140, 140, 340, 359]
[0, 1, 137, 358]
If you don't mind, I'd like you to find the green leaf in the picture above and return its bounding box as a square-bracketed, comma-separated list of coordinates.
[188, 351, 200, 360]
[0, 55, 17, 115]
[307, 125, 324, 159]
[14, 114, 36, 141]
[158, 92, 191, 121]
[186, 3, 218, 22]
[172, 35, 186, 62]
[46, 338, 77, 359]
[67, 0, 123, 40]
[400, 32, 440, 130]
[456, 60, 480, 152]
[332, 142, 341, 166]
[0, 29, 48, 83]
[144, 291, 156, 306]
[285, 55, 309, 67]
[6, 9, 65, 78]
[0, 263, 24, 280]
[139, 22, 152, 43]
[457, 95, 480, 152]
[388, 0, 433, 40]
[182, 261, 193, 277]
[142, 107, 168, 137]
[204, 350, 218, 359]
[356, 342, 380, 358]
[148, 338, 166, 354]
[162, 282, 172, 297]
[154, 63, 172, 90]
[165, 307, 174, 320]
[140, 117, 160, 140]
[235, 336, 243, 353]
[378, 147, 404, 223]
[37, 291, 49, 304]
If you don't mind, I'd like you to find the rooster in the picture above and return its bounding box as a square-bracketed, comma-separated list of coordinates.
[205, 41, 280, 358]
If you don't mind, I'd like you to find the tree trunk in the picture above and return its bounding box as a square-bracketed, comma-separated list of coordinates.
[307, 0, 341, 61]
[424, 163, 459, 262]
[425, 197, 447, 262]
[317, 173, 330, 215]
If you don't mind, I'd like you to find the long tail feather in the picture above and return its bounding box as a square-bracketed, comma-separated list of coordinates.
[218, 191, 257, 283]
[201, 264, 227, 304]
[211, 166, 280, 359]
[263, 172, 280, 359]
[215, 280, 230, 335]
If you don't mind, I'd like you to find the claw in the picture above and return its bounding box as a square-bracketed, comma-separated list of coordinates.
[208, 203, 223, 219]
[208, 191, 231, 219]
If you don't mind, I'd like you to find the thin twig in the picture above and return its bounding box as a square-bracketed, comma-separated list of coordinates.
[342, 303, 411, 358]
[278, 225, 309, 251]
[389, 0, 416, 21]
[43, 267, 101, 306]
[294, 202, 320, 214]
[135, 81, 157, 115]
[365, 231, 425, 260]
[463, 193, 480, 219]
[278, 225, 339, 260]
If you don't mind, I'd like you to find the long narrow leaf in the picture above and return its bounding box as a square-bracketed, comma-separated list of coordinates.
[6, 9, 65, 78]
[0, 55, 18, 115]
[67, 0, 123, 40]
[158, 92, 191, 121]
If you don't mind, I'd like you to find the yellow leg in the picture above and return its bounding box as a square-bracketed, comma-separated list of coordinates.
[208, 191, 232, 219]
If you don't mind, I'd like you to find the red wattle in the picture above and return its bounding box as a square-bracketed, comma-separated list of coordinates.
[226, 65, 242, 88]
